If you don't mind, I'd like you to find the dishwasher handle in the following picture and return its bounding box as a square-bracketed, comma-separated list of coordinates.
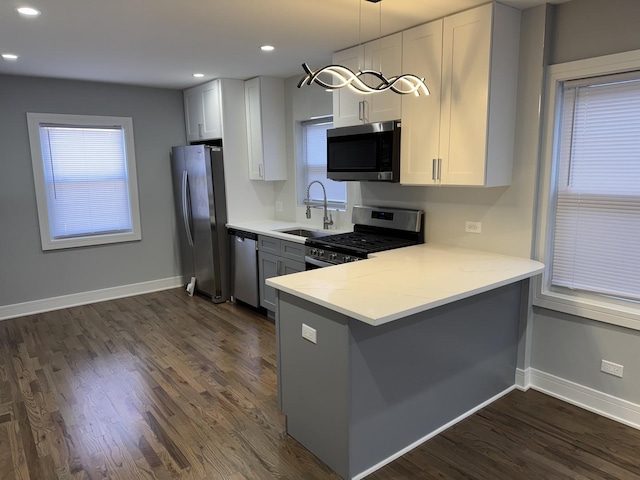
[228, 228, 258, 241]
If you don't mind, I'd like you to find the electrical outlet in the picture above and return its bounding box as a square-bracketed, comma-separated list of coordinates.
[601, 359, 624, 378]
[302, 323, 317, 344]
[275, 201, 283, 213]
[465, 221, 482, 234]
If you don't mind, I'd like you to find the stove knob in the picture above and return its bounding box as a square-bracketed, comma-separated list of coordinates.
[318, 250, 324, 258]
[329, 253, 338, 261]
[343, 256, 351, 263]
[311, 248, 318, 256]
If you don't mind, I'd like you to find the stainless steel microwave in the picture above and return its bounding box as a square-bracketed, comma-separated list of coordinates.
[326, 120, 401, 182]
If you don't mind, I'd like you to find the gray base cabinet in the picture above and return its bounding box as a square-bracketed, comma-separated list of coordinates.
[277, 281, 526, 479]
[258, 235, 305, 312]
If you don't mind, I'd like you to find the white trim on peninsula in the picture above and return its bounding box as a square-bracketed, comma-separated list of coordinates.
[352, 386, 516, 480]
[0, 276, 184, 321]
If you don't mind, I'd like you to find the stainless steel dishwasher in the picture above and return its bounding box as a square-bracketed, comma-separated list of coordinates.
[228, 229, 259, 307]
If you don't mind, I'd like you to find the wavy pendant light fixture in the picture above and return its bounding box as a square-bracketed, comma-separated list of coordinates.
[298, 0, 429, 97]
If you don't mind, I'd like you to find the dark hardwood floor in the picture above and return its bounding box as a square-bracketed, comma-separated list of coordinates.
[1, 288, 639, 479]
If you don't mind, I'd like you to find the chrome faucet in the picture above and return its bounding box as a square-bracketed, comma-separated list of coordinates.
[306, 180, 333, 230]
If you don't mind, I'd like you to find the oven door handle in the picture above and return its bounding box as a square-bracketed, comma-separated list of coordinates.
[305, 256, 334, 269]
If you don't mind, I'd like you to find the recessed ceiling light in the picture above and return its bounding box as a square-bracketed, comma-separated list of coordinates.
[193, 73, 204, 78]
[16, 6, 41, 16]
[2, 53, 19, 60]
[261, 45, 275, 52]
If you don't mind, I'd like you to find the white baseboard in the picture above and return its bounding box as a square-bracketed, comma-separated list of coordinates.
[354, 369, 640, 479]
[352, 385, 516, 480]
[0, 276, 184, 321]
[518, 367, 640, 431]
[515, 367, 532, 391]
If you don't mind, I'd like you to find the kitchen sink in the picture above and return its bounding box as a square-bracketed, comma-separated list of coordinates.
[279, 228, 331, 239]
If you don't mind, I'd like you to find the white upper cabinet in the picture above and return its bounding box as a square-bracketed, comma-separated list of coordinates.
[400, 20, 444, 186]
[365, 33, 403, 123]
[332, 45, 364, 127]
[183, 80, 222, 142]
[245, 77, 287, 181]
[332, 33, 402, 127]
[400, 3, 521, 186]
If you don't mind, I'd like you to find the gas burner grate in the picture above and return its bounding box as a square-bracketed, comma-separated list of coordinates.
[312, 232, 419, 254]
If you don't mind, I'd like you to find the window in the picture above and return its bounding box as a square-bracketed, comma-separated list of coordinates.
[535, 51, 640, 330]
[27, 113, 142, 251]
[297, 117, 346, 210]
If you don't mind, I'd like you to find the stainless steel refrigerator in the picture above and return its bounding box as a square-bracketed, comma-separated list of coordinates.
[170, 145, 229, 303]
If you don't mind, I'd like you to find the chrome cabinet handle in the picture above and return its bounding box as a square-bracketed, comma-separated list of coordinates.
[358, 101, 364, 121]
[432, 159, 437, 181]
[438, 158, 442, 181]
[258, 163, 263, 178]
[276, 259, 282, 276]
[197, 123, 203, 138]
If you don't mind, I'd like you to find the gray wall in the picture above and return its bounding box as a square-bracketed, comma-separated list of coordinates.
[549, 0, 640, 65]
[530, 0, 640, 404]
[0, 74, 186, 307]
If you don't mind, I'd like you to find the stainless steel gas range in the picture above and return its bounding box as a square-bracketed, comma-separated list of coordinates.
[304, 205, 424, 269]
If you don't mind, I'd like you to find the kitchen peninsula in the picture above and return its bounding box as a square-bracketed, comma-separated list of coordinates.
[267, 244, 544, 480]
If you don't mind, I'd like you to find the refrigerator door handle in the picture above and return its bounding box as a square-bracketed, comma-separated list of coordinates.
[181, 170, 195, 247]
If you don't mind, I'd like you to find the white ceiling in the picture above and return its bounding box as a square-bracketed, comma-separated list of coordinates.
[1, 0, 550, 90]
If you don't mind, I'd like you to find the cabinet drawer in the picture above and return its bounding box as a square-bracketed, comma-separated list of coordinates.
[280, 240, 305, 263]
[258, 235, 281, 255]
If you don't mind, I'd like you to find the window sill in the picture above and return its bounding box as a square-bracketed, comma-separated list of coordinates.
[533, 279, 640, 331]
[42, 231, 142, 251]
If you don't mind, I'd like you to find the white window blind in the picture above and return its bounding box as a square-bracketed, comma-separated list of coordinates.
[40, 125, 133, 239]
[27, 113, 141, 251]
[551, 74, 640, 302]
[301, 119, 346, 208]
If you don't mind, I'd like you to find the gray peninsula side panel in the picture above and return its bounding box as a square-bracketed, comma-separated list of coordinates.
[348, 282, 523, 477]
[278, 293, 350, 478]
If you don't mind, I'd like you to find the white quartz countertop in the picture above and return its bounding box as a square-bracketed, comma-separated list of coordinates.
[226, 220, 350, 243]
[266, 244, 544, 326]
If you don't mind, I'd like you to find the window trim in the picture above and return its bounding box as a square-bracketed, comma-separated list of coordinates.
[296, 116, 347, 211]
[27, 113, 142, 251]
[534, 49, 640, 331]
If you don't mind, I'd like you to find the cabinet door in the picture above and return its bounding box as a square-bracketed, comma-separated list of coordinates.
[183, 81, 222, 142]
[440, 4, 492, 186]
[280, 240, 305, 263]
[245, 77, 264, 179]
[282, 258, 305, 275]
[364, 32, 402, 123]
[258, 235, 281, 255]
[400, 20, 443, 185]
[201, 81, 222, 140]
[257, 77, 287, 181]
[332, 45, 365, 127]
[258, 250, 279, 311]
[184, 87, 204, 142]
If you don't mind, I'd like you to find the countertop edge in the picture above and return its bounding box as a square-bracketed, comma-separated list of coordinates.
[266, 244, 545, 326]
[268, 266, 543, 326]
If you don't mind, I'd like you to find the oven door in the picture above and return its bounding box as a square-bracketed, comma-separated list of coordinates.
[305, 256, 334, 270]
